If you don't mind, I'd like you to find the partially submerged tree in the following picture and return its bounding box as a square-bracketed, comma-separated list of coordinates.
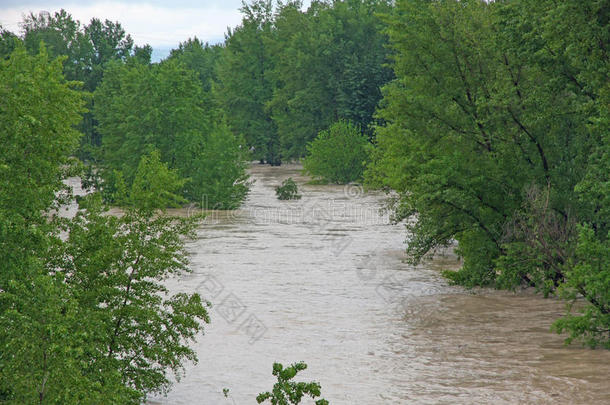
[366, 0, 609, 347]
[94, 58, 250, 209]
[303, 121, 370, 184]
[256, 362, 328, 405]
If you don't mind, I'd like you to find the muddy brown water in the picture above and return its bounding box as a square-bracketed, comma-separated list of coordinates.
[68, 164, 609, 404]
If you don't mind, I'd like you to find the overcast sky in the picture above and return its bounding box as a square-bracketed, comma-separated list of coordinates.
[0, 0, 251, 59]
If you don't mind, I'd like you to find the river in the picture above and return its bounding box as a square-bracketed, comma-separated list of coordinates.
[149, 164, 610, 404]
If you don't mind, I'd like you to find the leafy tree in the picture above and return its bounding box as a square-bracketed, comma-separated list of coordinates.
[551, 12, 610, 345]
[95, 58, 249, 208]
[216, 0, 281, 165]
[303, 121, 370, 184]
[128, 150, 188, 210]
[83, 17, 134, 91]
[368, 0, 517, 284]
[367, 0, 592, 285]
[0, 26, 20, 59]
[263, 0, 311, 159]
[0, 44, 84, 219]
[367, 0, 609, 346]
[56, 188, 209, 401]
[0, 44, 93, 402]
[0, 44, 211, 401]
[492, 0, 609, 331]
[80, 17, 136, 154]
[183, 123, 250, 209]
[215, 0, 392, 161]
[95, 58, 207, 184]
[256, 362, 329, 405]
[0, 44, 84, 294]
[21, 10, 90, 82]
[267, 0, 393, 158]
[2, 152, 210, 404]
[19, 10, 138, 157]
[168, 37, 222, 92]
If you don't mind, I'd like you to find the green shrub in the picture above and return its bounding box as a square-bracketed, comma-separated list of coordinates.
[275, 178, 301, 200]
[303, 120, 370, 184]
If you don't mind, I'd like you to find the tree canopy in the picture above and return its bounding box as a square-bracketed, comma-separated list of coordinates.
[367, 0, 609, 347]
[94, 57, 249, 209]
[0, 45, 210, 402]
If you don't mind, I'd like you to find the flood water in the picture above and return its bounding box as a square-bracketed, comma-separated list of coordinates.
[149, 164, 610, 404]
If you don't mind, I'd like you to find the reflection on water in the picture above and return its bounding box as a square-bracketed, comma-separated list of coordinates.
[149, 164, 609, 404]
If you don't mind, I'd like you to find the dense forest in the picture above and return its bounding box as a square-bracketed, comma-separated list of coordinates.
[0, 0, 608, 402]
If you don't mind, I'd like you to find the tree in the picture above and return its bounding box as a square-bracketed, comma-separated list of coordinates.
[368, 0, 514, 284]
[215, 0, 392, 161]
[0, 44, 84, 219]
[128, 150, 187, 210]
[0, 44, 211, 402]
[256, 362, 329, 405]
[267, 0, 393, 158]
[80, 17, 136, 154]
[95, 58, 208, 184]
[550, 0, 610, 344]
[19, 10, 139, 157]
[367, 0, 609, 347]
[183, 123, 250, 209]
[94, 58, 250, 208]
[275, 178, 301, 200]
[0, 26, 20, 59]
[216, 0, 281, 165]
[168, 37, 222, 92]
[21, 10, 90, 82]
[84, 17, 134, 91]
[367, 0, 591, 285]
[303, 120, 370, 184]
[0, 44, 94, 402]
[56, 180, 210, 401]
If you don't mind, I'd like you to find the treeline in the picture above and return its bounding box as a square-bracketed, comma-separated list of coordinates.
[217, 0, 394, 164]
[1, 10, 250, 210]
[0, 0, 393, 207]
[367, 0, 609, 348]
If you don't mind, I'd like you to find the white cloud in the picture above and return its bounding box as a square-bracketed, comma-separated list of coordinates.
[0, 1, 244, 48]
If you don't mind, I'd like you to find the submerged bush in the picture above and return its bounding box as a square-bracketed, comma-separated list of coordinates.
[256, 362, 328, 405]
[275, 178, 301, 200]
